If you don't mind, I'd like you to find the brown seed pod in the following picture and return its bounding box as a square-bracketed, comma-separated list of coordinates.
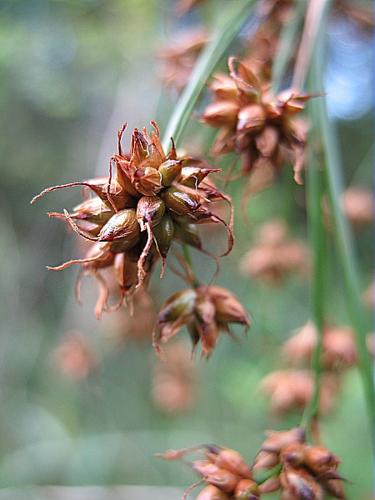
[213, 448, 252, 479]
[163, 186, 201, 215]
[136, 196, 166, 229]
[159, 159, 183, 186]
[98, 209, 140, 244]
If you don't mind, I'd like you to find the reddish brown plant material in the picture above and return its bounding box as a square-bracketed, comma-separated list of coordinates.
[240, 219, 309, 285]
[202, 57, 312, 184]
[151, 341, 196, 414]
[260, 369, 340, 415]
[32, 122, 233, 318]
[158, 29, 208, 91]
[154, 285, 250, 357]
[53, 331, 97, 381]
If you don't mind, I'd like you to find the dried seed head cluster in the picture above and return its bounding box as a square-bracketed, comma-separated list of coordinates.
[254, 428, 346, 499]
[32, 122, 233, 318]
[202, 58, 312, 184]
[260, 321, 357, 415]
[159, 427, 345, 499]
[283, 321, 357, 370]
[158, 29, 208, 91]
[154, 285, 250, 357]
[151, 341, 196, 414]
[159, 444, 258, 499]
[240, 219, 309, 285]
[260, 369, 340, 416]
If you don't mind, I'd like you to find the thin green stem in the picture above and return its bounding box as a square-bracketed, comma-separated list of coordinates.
[162, 0, 258, 150]
[292, 0, 330, 91]
[300, 107, 327, 432]
[319, 99, 375, 433]
[300, 0, 332, 434]
[271, 0, 307, 94]
[310, 16, 375, 438]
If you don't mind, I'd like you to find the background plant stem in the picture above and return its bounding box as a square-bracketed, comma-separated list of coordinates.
[309, 7, 375, 440]
[271, 0, 307, 94]
[162, 0, 258, 150]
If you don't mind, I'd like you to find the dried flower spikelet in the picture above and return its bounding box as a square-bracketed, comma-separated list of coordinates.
[323, 326, 357, 370]
[213, 448, 252, 479]
[262, 427, 306, 454]
[240, 220, 309, 285]
[282, 321, 317, 364]
[303, 445, 340, 475]
[158, 29, 208, 91]
[283, 322, 357, 370]
[33, 122, 232, 317]
[260, 370, 339, 415]
[53, 332, 96, 380]
[151, 341, 196, 414]
[196, 485, 230, 500]
[341, 187, 374, 226]
[280, 466, 324, 500]
[154, 286, 250, 357]
[253, 427, 305, 472]
[202, 57, 313, 185]
[234, 479, 260, 499]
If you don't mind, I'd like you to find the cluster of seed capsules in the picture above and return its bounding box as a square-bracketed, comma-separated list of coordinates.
[160, 427, 345, 499]
[32, 123, 238, 341]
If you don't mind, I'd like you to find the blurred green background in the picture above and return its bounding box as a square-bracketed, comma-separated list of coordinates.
[0, 0, 373, 498]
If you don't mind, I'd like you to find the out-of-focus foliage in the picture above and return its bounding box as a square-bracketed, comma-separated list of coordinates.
[0, 0, 373, 498]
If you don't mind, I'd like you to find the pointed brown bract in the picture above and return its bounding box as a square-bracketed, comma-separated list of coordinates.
[153, 285, 250, 357]
[202, 57, 313, 185]
[32, 122, 232, 317]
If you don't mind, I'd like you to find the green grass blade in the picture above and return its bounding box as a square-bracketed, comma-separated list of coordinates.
[162, 0, 258, 150]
